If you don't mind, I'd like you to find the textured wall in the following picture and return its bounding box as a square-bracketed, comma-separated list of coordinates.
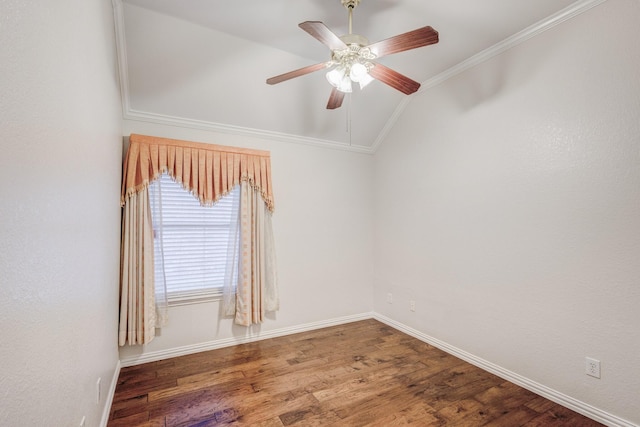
[118, 120, 375, 362]
[373, 0, 639, 424]
[0, 0, 122, 425]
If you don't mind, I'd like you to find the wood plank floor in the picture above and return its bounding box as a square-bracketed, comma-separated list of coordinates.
[108, 319, 603, 426]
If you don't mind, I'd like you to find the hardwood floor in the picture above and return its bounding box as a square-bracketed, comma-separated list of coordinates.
[108, 319, 603, 426]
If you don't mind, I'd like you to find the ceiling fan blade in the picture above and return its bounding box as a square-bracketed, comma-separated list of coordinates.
[326, 88, 345, 110]
[368, 26, 439, 59]
[369, 63, 421, 95]
[266, 62, 327, 85]
[299, 21, 348, 51]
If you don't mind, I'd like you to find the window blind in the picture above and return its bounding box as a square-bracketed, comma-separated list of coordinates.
[149, 173, 240, 300]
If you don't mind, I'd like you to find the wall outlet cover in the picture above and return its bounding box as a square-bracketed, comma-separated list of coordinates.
[585, 357, 601, 378]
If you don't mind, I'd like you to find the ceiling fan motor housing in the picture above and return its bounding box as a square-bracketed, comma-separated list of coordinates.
[340, 33, 369, 47]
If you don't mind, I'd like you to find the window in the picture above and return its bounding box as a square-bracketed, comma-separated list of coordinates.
[149, 172, 240, 303]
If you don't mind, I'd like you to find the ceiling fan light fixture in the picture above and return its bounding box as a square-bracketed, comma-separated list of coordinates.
[326, 67, 344, 88]
[357, 72, 374, 90]
[266, 1, 439, 109]
[349, 62, 368, 82]
[327, 60, 366, 93]
[337, 74, 353, 93]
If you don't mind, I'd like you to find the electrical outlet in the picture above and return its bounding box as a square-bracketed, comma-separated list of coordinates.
[410, 301, 415, 312]
[79, 416, 86, 427]
[387, 293, 393, 304]
[96, 377, 102, 404]
[585, 357, 601, 378]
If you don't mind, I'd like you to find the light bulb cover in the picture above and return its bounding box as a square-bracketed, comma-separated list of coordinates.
[349, 62, 368, 82]
[326, 67, 344, 88]
[358, 72, 374, 89]
[337, 75, 352, 93]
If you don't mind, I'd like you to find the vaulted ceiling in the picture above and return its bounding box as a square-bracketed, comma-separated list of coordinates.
[114, 0, 598, 152]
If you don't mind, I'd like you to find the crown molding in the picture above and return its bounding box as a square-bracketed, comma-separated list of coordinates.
[419, 0, 609, 93]
[111, 0, 130, 122]
[123, 108, 374, 154]
[370, 0, 608, 153]
[112, 0, 607, 156]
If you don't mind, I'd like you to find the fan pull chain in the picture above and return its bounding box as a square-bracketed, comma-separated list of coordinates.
[347, 93, 352, 146]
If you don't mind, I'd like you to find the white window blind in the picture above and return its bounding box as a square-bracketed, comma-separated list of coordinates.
[149, 173, 240, 301]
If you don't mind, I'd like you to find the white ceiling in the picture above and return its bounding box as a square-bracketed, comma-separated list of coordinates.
[116, 0, 593, 151]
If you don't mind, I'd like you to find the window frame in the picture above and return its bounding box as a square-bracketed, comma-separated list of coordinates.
[149, 172, 240, 306]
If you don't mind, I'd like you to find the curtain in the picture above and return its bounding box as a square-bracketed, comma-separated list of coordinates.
[121, 134, 274, 210]
[118, 188, 165, 345]
[222, 181, 280, 326]
[149, 176, 168, 327]
[222, 183, 241, 317]
[119, 134, 278, 346]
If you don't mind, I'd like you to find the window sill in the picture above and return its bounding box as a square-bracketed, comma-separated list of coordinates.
[167, 289, 223, 307]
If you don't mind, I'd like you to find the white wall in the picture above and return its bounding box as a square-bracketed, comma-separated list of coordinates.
[0, 1, 122, 426]
[373, 0, 639, 424]
[119, 120, 374, 362]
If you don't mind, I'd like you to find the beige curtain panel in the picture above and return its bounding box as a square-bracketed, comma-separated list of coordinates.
[119, 134, 278, 346]
[119, 189, 157, 346]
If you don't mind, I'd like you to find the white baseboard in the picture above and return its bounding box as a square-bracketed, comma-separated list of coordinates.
[115, 312, 636, 427]
[100, 359, 121, 427]
[373, 314, 637, 427]
[119, 312, 374, 367]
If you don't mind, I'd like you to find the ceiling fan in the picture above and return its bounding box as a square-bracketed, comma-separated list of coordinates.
[266, 0, 439, 110]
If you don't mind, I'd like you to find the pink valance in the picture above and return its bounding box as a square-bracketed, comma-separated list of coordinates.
[121, 134, 274, 212]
